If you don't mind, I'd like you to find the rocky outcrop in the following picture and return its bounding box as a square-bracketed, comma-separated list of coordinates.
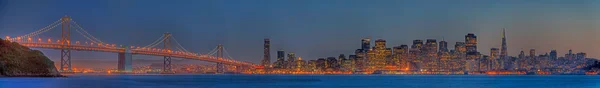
[0, 38, 61, 77]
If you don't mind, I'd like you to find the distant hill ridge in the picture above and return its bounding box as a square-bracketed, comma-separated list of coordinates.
[0, 38, 62, 77]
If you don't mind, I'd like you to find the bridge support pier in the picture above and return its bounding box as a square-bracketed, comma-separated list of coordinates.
[117, 53, 132, 73]
[118, 47, 132, 73]
[216, 44, 224, 74]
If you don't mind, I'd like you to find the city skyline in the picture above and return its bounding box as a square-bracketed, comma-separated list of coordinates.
[1, 0, 599, 69]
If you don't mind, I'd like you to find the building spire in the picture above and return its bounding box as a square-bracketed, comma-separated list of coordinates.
[502, 28, 506, 38]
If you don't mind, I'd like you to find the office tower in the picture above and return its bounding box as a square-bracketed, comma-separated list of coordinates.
[274, 50, 285, 68]
[550, 50, 557, 59]
[454, 42, 467, 55]
[368, 39, 391, 71]
[490, 48, 501, 70]
[501, 29, 508, 59]
[439, 40, 448, 53]
[261, 38, 271, 67]
[465, 33, 477, 53]
[410, 40, 424, 59]
[529, 49, 536, 59]
[412, 40, 423, 51]
[490, 48, 500, 59]
[519, 50, 525, 59]
[576, 53, 586, 59]
[349, 55, 358, 71]
[287, 52, 296, 69]
[362, 38, 371, 51]
[315, 58, 326, 71]
[326, 57, 339, 70]
[425, 39, 438, 55]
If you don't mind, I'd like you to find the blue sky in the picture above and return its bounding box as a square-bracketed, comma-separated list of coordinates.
[1, 0, 599, 68]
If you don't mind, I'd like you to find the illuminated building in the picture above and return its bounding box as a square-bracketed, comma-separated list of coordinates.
[454, 42, 466, 56]
[565, 49, 575, 59]
[354, 49, 367, 71]
[490, 48, 502, 70]
[261, 38, 271, 67]
[465, 33, 477, 53]
[274, 50, 285, 68]
[422, 39, 439, 71]
[501, 29, 508, 60]
[411, 40, 423, 55]
[326, 57, 339, 70]
[409, 40, 424, 68]
[307, 60, 317, 72]
[517, 50, 527, 70]
[465, 52, 481, 72]
[424, 39, 438, 56]
[550, 50, 557, 59]
[316, 58, 326, 71]
[439, 40, 448, 53]
[295, 57, 306, 71]
[348, 55, 358, 71]
[362, 38, 371, 52]
[367, 39, 391, 71]
[576, 52, 586, 59]
[339, 54, 352, 71]
[287, 53, 296, 69]
[529, 49, 536, 59]
[392, 46, 401, 66]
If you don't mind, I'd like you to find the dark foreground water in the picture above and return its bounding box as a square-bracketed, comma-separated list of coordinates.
[1, 75, 600, 88]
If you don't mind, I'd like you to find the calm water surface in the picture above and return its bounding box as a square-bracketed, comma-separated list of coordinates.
[1, 75, 599, 88]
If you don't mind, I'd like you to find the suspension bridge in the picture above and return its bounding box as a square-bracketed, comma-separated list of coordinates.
[4, 15, 257, 73]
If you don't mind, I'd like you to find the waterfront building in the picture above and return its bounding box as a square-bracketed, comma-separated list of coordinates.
[261, 38, 271, 67]
[439, 40, 448, 53]
[367, 39, 392, 71]
[550, 50, 558, 59]
[274, 50, 285, 69]
[287, 53, 296, 69]
[326, 57, 339, 71]
[362, 38, 371, 52]
[316, 58, 326, 71]
[465, 33, 477, 53]
[500, 29, 508, 60]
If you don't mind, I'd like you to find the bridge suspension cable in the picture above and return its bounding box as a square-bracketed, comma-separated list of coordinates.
[71, 20, 105, 44]
[13, 19, 63, 40]
[207, 46, 219, 56]
[140, 35, 166, 48]
[222, 47, 235, 60]
[168, 36, 190, 52]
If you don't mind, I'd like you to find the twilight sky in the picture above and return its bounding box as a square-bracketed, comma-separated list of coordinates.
[0, 0, 599, 68]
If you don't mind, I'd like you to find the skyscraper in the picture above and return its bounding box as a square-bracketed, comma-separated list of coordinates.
[519, 50, 525, 59]
[411, 40, 424, 57]
[490, 48, 500, 59]
[425, 39, 438, 55]
[465, 33, 477, 53]
[550, 50, 557, 59]
[500, 29, 508, 59]
[454, 42, 466, 54]
[274, 50, 285, 68]
[287, 52, 296, 69]
[412, 40, 423, 50]
[439, 40, 448, 53]
[361, 38, 371, 51]
[529, 49, 536, 59]
[368, 39, 391, 71]
[261, 38, 271, 67]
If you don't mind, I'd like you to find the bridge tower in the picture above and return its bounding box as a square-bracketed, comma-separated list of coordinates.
[216, 44, 224, 74]
[60, 15, 72, 72]
[163, 33, 173, 73]
[118, 46, 133, 73]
